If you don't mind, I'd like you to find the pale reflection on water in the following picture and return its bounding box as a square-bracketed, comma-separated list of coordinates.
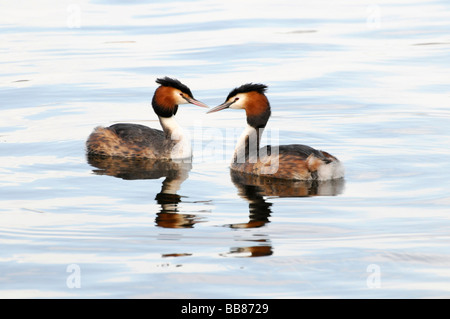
[1, 0, 450, 298]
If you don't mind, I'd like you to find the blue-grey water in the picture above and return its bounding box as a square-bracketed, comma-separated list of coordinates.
[1, 0, 450, 298]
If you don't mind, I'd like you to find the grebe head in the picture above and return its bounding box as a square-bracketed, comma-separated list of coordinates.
[207, 83, 271, 129]
[152, 77, 208, 118]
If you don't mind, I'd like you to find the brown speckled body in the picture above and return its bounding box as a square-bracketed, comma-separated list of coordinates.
[231, 144, 340, 181]
[86, 123, 176, 159]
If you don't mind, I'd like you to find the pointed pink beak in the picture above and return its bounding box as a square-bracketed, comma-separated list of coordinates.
[184, 96, 209, 108]
[207, 101, 234, 114]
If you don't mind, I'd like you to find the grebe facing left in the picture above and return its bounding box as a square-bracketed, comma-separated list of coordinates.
[86, 77, 208, 160]
[207, 83, 344, 181]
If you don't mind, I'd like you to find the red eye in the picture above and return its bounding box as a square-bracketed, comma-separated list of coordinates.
[235, 97, 239, 101]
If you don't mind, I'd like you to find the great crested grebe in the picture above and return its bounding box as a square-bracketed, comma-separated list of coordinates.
[207, 83, 344, 181]
[86, 77, 208, 159]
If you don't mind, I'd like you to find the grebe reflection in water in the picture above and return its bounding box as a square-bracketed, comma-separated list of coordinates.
[87, 155, 204, 228]
[221, 171, 345, 257]
[228, 171, 345, 229]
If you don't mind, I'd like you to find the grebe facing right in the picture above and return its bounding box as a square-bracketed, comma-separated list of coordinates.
[207, 83, 344, 181]
[86, 77, 208, 160]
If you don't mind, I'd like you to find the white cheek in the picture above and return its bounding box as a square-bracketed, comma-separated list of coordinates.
[174, 92, 188, 105]
[229, 96, 246, 109]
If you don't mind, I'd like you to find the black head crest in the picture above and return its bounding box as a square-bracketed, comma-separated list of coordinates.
[226, 83, 268, 100]
[155, 77, 193, 97]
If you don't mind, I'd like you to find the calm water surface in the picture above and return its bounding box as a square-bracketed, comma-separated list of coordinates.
[1, 0, 450, 298]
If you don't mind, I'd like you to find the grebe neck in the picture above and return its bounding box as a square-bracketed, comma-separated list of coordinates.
[233, 96, 270, 163]
[159, 116, 192, 159]
[159, 115, 183, 137]
[233, 124, 264, 163]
